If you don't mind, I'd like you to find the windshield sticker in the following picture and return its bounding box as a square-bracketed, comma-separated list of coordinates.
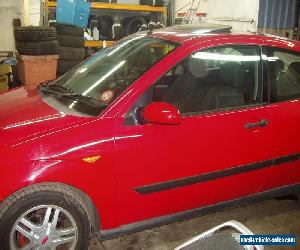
[100, 90, 114, 103]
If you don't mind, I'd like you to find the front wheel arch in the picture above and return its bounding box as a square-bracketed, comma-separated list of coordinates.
[65, 182, 101, 233]
[0, 182, 101, 237]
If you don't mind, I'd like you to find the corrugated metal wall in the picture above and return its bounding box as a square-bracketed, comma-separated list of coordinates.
[174, 0, 299, 39]
[0, 0, 23, 51]
[258, 0, 297, 38]
[258, 0, 296, 28]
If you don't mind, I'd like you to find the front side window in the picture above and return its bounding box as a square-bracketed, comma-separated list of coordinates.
[130, 45, 262, 118]
[39, 35, 178, 116]
[267, 47, 300, 102]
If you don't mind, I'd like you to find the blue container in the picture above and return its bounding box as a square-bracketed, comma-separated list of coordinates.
[56, 0, 90, 28]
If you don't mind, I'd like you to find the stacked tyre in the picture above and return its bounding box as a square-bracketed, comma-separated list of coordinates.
[56, 24, 85, 75]
[14, 26, 59, 55]
[140, 0, 164, 7]
[122, 16, 147, 35]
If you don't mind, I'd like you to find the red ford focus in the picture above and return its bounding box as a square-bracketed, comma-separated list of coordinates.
[1, 25, 300, 249]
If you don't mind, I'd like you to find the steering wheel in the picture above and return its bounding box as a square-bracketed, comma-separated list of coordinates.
[111, 60, 130, 87]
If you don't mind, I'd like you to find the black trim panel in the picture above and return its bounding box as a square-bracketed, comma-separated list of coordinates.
[99, 183, 300, 240]
[273, 153, 300, 165]
[135, 153, 300, 194]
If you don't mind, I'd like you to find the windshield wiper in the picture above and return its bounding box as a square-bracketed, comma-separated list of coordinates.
[39, 83, 106, 107]
[60, 93, 107, 107]
[39, 82, 74, 95]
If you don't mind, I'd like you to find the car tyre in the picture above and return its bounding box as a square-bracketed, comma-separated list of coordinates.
[16, 40, 59, 55]
[56, 24, 84, 37]
[98, 16, 113, 40]
[125, 17, 146, 35]
[113, 25, 126, 40]
[14, 26, 57, 42]
[57, 35, 85, 48]
[59, 46, 86, 60]
[0, 183, 90, 250]
[140, 0, 164, 7]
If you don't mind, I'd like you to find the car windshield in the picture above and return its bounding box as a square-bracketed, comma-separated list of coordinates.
[39, 35, 179, 116]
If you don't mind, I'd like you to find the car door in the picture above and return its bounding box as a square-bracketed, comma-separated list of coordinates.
[114, 43, 277, 226]
[262, 45, 300, 191]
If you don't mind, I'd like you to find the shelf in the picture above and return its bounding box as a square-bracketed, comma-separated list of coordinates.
[84, 40, 115, 47]
[48, 2, 166, 14]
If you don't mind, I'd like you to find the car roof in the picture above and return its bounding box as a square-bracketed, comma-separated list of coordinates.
[145, 23, 300, 51]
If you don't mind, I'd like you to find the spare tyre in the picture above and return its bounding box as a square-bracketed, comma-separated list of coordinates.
[98, 16, 113, 40]
[14, 26, 57, 42]
[113, 25, 126, 40]
[59, 47, 85, 60]
[56, 24, 84, 37]
[140, 0, 164, 7]
[57, 35, 85, 47]
[125, 17, 146, 35]
[16, 40, 59, 55]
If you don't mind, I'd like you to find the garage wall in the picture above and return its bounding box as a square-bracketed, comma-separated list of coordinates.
[0, 0, 23, 51]
[0, 0, 41, 52]
[28, 0, 41, 26]
[175, 0, 260, 32]
[257, 0, 296, 39]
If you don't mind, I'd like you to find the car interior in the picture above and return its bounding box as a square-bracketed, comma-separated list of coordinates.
[152, 46, 261, 114]
[124, 45, 297, 127]
[269, 59, 300, 101]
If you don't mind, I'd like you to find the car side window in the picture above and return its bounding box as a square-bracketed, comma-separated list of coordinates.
[152, 45, 262, 115]
[124, 45, 263, 125]
[266, 47, 300, 102]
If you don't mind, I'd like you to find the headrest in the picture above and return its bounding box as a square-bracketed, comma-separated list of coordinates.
[174, 64, 184, 75]
[187, 57, 209, 79]
[220, 62, 243, 88]
[287, 62, 300, 76]
[275, 60, 284, 73]
[268, 59, 284, 80]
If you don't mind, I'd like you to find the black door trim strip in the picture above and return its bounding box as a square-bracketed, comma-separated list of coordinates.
[134, 152, 300, 194]
[100, 183, 300, 240]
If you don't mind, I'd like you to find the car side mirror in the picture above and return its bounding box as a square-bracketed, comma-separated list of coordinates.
[142, 102, 181, 125]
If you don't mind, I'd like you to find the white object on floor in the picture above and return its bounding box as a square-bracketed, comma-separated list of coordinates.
[175, 220, 264, 250]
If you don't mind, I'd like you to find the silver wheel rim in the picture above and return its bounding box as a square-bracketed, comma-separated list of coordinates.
[9, 205, 78, 250]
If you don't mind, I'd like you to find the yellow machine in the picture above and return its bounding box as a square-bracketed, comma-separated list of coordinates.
[0, 64, 11, 93]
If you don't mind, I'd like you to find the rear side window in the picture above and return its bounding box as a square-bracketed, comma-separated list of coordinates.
[267, 47, 300, 102]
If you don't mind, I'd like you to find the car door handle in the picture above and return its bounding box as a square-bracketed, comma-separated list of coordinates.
[245, 119, 269, 129]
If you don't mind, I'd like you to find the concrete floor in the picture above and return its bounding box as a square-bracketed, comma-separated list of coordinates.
[89, 198, 300, 250]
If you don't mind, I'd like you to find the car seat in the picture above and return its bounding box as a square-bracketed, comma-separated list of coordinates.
[276, 61, 300, 98]
[192, 62, 246, 112]
[162, 57, 207, 112]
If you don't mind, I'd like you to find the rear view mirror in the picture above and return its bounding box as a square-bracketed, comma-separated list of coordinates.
[142, 102, 181, 125]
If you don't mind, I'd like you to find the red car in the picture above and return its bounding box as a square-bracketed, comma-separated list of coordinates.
[1, 25, 300, 249]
